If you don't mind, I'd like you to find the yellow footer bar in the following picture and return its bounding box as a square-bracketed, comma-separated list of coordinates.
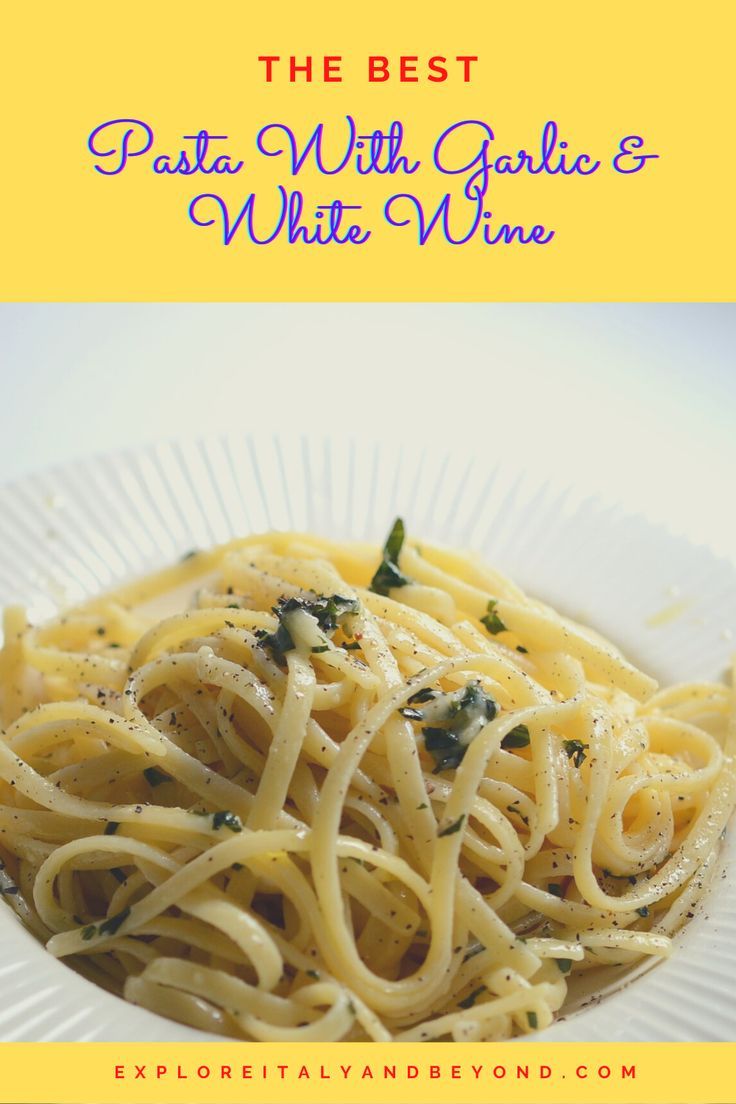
[0, 1042, 733, 1104]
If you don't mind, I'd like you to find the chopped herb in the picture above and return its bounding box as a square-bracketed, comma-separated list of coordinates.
[348, 1001, 357, 1016]
[108, 642, 121, 649]
[481, 599, 506, 635]
[212, 810, 243, 833]
[502, 724, 530, 749]
[341, 640, 361, 650]
[416, 802, 428, 810]
[369, 518, 412, 595]
[399, 706, 424, 721]
[423, 726, 464, 773]
[81, 925, 97, 941]
[104, 821, 119, 836]
[462, 942, 485, 963]
[516, 645, 528, 653]
[143, 766, 171, 787]
[257, 594, 359, 665]
[311, 645, 330, 654]
[458, 985, 486, 1009]
[110, 867, 127, 884]
[231, 863, 244, 871]
[527, 1011, 538, 1029]
[98, 907, 130, 937]
[456, 679, 497, 722]
[307, 596, 359, 633]
[507, 803, 529, 827]
[562, 739, 589, 768]
[226, 603, 240, 609]
[420, 681, 498, 773]
[547, 883, 563, 897]
[306, 969, 320, 980]
[255, 621, 294, 666]
[636, 906, 650, 918]
[557, 958, 572, 974]
[602, 868, 637, 885]
[438, 815, 465, 838]
[408, 687, 437, 705]
[180, 549, 198, 561]
[96, 626, 106, 636]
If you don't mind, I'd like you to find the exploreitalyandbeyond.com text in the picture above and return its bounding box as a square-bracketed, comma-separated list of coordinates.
[113, 1059, 637, 1083]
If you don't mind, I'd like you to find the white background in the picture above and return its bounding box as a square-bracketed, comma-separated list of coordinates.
[0, 303, 734, 559]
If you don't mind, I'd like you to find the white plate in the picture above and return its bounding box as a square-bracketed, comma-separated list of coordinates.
[0, 434, 733, 1042]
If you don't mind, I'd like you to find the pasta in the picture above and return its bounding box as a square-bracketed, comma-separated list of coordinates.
[0, 519, 733, 1041]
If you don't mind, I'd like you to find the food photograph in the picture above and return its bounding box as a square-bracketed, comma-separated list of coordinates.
[0, 302, 733, 1048]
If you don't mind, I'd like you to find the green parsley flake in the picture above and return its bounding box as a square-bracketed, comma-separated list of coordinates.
[212, 810, 243, 833]
[562, 739, 589, 768]
[369, 518, 412, 596]
[481, 599, 506, 635]
[458, 985, 486, 1009]
[438, 815, 465, 838]
[143, 766, 171, 787]
[98, 907, 131, 937]
[502, 724, 530, 749]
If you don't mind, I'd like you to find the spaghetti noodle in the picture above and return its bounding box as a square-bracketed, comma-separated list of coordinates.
[0, 520, 732, 1041]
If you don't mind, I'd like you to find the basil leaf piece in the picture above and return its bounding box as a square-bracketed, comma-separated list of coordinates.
[458, 985, 486, 1009]
[257, 594, 359, 665]
[212, 810, 243, 833]
[98, 907, 131, 937]
[481, 599, 506, 635]
[502, 724, 530, 749]
[370, 518, 412, 596]
[438, 814, 465, 837]
[143, 766, 171, 787]
[562, 739, 589, 768]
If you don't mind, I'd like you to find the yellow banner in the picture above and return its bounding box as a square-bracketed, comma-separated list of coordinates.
[0, 1042, 733, 1103]
[1, 1, 734, 300]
